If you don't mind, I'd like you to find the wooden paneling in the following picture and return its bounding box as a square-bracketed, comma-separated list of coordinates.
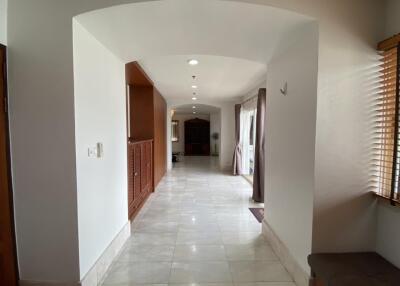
[0, 45, 18, 286]
[129, 86, 154, 140]
[126, 62, 153, 86]
[153, 88, 167, 187]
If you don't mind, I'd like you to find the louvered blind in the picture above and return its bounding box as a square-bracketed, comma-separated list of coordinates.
[375, 35, 400, 204]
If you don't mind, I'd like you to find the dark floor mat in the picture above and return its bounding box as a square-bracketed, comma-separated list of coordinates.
[249, 207, 264, 223]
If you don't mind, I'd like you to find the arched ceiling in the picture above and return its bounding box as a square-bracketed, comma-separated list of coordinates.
[139, 55, 266, 101]
[75, 0, 312, 101]
[173, 103, 220, 115]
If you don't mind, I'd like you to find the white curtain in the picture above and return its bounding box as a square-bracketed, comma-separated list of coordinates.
[240, 98, 257, 175]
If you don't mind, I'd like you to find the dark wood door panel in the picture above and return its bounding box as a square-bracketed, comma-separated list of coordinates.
[184, 118, 210, 156]
[0, 45, 18, 286]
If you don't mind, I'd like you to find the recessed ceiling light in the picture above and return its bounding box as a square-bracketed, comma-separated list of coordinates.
[188, 59, 199, 66]
[192, 106, 196, 109]
[192, 97, 197, 100]
[191, 85, 197, 89]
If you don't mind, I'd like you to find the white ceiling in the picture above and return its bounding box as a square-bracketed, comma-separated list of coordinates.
[174, 104, 220, 115]
[139, 55, 266, 101]
[76, 0, 312, 101]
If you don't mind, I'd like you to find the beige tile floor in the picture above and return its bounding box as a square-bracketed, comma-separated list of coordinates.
[101, 156, 296, 286]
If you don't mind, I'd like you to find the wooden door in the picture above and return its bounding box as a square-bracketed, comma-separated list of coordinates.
[184, 118, 210, 156]
[0, 45, 18, 286]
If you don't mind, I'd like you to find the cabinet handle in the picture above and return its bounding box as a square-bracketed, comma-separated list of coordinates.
[134, 172, 138, 176]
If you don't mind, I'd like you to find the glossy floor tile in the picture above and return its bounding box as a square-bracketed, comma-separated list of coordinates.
[170, 261, 232, 283]
[229, 261, 293, 283]
[101, 156, 295, 285]
[173, 245, 226, 261]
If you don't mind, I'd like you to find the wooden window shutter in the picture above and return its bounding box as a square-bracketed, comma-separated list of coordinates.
[375, 34, 400, 204]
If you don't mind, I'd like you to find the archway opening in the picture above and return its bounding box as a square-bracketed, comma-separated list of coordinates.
[170, 104, 221, 166]
[71, 0, 319, 282]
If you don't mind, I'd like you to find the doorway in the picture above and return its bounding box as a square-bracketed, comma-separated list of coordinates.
[184, 118, 210, 156]
[171, 104, 221, 164]
[0, 45, 18, 286]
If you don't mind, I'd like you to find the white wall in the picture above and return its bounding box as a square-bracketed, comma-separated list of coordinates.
[383, 0, 400, 39]
[376, 203, 400, 267]
[8, 1, 81, 282]
[73, 20, 128, 278]
[375, 0, 400, 268]
[0, 0, 6, 45]
[265, 23, 318, 273]
[172, 113, 210, 154]
[310, 0, 382, 255]
[220, 102, 235, 170]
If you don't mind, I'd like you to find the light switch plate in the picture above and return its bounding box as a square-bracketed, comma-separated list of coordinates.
[88, 146, 97, 158]
[88, 143, 103, 158]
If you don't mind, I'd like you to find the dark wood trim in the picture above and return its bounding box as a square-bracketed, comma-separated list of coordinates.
[128, 138, 154, 144]
[0, 44, 19, 286]
[378, 33, 400, 51]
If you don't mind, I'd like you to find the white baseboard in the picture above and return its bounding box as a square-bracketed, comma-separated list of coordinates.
[20, 222, 131, 286]
[262, 219, 311, 286]
[80, 222, 131, 286]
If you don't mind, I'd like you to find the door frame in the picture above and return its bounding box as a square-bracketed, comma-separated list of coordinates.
[0, 43, 19, 285]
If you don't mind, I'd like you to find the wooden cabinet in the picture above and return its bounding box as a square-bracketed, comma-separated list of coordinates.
[128, 139, 153, 219]
[126, 62, 167, 189]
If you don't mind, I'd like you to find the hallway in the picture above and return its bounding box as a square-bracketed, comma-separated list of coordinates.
[101, 156, 294, 286]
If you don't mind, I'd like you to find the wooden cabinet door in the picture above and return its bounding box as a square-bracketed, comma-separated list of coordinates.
[127, 144, 134, 208]
[141, 141, 152, 194]
[146, 141, 153, 193]
[140, 143, 147, 195]
[133, 144, 142, 206]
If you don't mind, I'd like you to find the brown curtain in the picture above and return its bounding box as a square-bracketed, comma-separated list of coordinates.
[253, 88, 266, 202]
[232, 104, 242, 175]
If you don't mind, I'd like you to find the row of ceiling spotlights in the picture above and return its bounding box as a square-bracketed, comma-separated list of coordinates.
[189, 59, 198, 102]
